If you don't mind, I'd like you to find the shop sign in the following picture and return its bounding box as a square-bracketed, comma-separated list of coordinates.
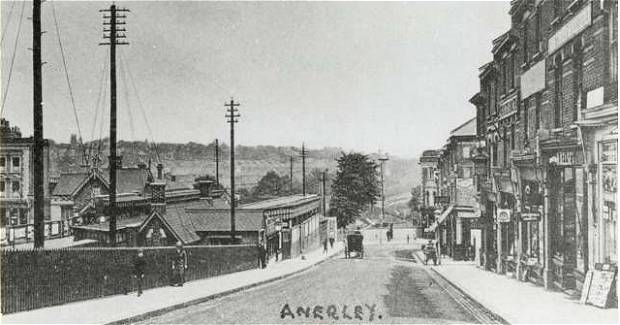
[497, 209, 511, 222]
[435, 195, 450, 204]
[549, 150, 583, 166]
[519, 206, 542, 222]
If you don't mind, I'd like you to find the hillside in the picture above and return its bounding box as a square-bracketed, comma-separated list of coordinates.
[49, 137, 420, 194]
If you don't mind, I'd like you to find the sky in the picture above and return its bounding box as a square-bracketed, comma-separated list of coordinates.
[1, 1, 511, 158]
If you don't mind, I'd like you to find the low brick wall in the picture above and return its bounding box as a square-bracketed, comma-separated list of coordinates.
[1, 245, 259, 314]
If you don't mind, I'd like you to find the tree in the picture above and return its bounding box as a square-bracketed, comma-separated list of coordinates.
[408, 185, 421, 212]
[329, 152, 380, 228]
[252, 171, 288, 198]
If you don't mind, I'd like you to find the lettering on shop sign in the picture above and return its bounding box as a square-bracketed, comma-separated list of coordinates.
[280, 303, 380, 321]
[550, 150, 582, 166]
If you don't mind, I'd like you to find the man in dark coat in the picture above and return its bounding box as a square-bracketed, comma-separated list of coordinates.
[171, 241, 188, 286]
[257, 240, 267, 269]
[133, 249, 146, 296]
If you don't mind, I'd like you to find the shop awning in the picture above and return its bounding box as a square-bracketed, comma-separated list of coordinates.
[425, 204, 455, 233]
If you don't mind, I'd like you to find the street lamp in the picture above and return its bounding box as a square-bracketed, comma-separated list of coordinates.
[378, 155, 389, 226]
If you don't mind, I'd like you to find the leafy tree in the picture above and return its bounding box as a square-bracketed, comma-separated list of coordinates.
[252, 171, 288, 198]
[408, 185, 421, 212]
[329, 152, 380, 228]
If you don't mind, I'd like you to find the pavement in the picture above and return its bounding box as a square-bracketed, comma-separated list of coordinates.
[412, 250, 619, 324]
[1, 242, 344, 324]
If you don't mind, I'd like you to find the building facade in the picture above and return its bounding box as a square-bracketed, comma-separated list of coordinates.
[0, 119, 52, 245]
[421, 0, 617, 297]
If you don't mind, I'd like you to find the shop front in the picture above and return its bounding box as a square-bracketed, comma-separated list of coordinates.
[494, 173, 517, 275]
[541, 139, 587, 291]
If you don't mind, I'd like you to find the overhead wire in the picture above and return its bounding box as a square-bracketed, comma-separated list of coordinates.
[51, 0, 88, 165]
[87, 54, 108, 161]
[118, 53, 138, 162]
[120, 51, 161, 163]
[0, 0, 26, 117]
[0, 0, 17, 45]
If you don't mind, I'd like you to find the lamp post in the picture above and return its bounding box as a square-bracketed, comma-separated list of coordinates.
[378, 155, 389, 227]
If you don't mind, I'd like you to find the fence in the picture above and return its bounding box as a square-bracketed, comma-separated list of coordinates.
[1, 245, 259, 314]
[1, 221, 68, 244]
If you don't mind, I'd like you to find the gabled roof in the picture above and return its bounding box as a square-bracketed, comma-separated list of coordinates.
[449, 117, 477, 138]
[53, 167, 152, 197]
[187, 209, 264, 232]
[52, 172, 91, 196]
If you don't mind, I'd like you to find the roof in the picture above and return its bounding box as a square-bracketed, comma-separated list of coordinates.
[52, 172, 90, 196]
[240, 194, 320, 210]
[53, 167, 152, 197]
[158, 203, 202, 243]
[449, 118, 477, 138]
[187, 208, 264, 232]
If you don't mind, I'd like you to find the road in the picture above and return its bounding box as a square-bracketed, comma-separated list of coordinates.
[141, 244, 487, 324]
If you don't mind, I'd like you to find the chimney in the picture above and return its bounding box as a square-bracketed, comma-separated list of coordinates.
[196, 179, 214, 198]
[151, 163, 166, 215]
[156, 163, 163, 180]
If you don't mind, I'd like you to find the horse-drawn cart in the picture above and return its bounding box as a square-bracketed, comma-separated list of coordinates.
[345, 232, 364, 258]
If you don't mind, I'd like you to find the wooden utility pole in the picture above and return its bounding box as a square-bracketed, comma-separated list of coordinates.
[100, 4, 129, 246]
[33, 0, 44, 248]
[225, 99, 240, 243]
[215, 138, 220, 186]
[321, 170, 327, 216]
[378, 156, 389, 225]
[300, 143, 307, 196]
[289, 156, 294, 193]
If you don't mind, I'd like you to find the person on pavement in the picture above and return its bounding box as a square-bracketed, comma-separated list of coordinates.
[133, 248, 146, 296]
[424, 239, 437, 266]
[257, 240, 267, 269]
[323, 238, 328, 254]
[171, 241, 188, 286]
[329, 235, 335, 249]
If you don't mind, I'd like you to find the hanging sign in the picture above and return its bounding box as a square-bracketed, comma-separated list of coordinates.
[497, 209, 512, 223]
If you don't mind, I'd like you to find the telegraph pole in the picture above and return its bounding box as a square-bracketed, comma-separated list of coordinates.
[33, 0, 44, 248]
[225, 99, 240, 243]
[289, 156, 294, 193]
[321, 170, 327, 215]
[100, 4, 129, 246]
[300, 143, 307, 196]
[214, 138, 220, 186]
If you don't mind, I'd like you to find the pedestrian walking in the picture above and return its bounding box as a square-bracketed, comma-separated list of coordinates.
[343, 236, 349, 259]
[323, 238, 328, 254]
[171, 241, 188, 286]
[329, 235, 334, 249]
[257, 240, 267, 269]
[133, 248, 146, 296]
[407, 234, 410, 244]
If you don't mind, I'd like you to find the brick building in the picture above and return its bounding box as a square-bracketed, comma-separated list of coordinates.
[422, 0, 617, 296]
[0, 119, 52, 245]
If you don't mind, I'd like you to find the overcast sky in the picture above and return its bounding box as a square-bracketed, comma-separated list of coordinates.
[1, 1, 510, 158]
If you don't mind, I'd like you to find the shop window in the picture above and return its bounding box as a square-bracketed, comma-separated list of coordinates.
[12, 181, 20, 193]
[602, 201, 617, 264]
[12, 157, 20, 168]
[19, 209, 28, 225]
[9, 209, 18, 226]
[599, 140, 617, 263]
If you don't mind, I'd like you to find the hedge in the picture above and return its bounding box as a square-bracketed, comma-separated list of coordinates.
[1, 245, 259, 314]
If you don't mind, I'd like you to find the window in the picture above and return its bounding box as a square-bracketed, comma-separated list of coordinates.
[0, 208, 5, 227]
[0, 181, 4, 192]
[18, 209, 27, 225]
[12, 157, 19, 168]
[9, 209, 18, 226]
[462, 145, 471, 159]
[600, 141, 617, 263]
[463, 167, 472, 179]
[511, 124, 516, 150]
[523, 19, 529, 63]
[573, 39, 583, 121]
[535, 93, 541, 131]
[503, 129, 509, 166]
[534, 11, 541, 51]
[0, 157, 5, 168]
[524, 99, 529, 139]
[611, 1, 618, 83]
[554, 55, 564, 128]
[553, 0, 562, 18]
[12, 181, 19, 192]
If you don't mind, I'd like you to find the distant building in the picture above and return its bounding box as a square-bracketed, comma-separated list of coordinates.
[0, 119, 52, 245]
